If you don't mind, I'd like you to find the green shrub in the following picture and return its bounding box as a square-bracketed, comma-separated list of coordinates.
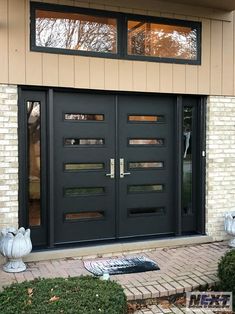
[217, 249, 235, 308]
[0, 276, 127, 314]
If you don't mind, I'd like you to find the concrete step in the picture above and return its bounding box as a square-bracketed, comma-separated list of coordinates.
[8, 235, 214, 264]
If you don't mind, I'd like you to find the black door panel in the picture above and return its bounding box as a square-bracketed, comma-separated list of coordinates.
[53, 92, 116, 244]
[118, 94, 175, 238]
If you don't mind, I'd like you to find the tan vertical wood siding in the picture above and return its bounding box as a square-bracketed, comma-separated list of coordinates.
[0, 1, 9, 83]
[1, 0, 235, 96]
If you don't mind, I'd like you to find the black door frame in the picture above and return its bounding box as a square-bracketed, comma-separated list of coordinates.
[18, 86, 206, 248]
[18, 88, 49, 247]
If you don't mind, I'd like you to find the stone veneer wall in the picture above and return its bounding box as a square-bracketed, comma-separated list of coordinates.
[206, 96, 235, 240]
[0, 84, 18, 230]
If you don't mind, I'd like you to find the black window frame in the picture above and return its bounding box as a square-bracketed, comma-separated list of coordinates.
[30, 1, 201, 65]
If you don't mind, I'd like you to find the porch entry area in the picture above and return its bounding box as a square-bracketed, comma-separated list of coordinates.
[19, 89, 205, 247]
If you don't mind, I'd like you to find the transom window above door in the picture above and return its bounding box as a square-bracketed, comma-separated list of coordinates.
[30, 2, 201, 65]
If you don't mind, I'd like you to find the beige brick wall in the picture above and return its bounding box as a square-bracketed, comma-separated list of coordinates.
[0, 84, 18, 230]
[206, 96, 235, 240]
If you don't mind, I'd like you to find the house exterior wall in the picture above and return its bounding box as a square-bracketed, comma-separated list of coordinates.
[1, 0, 235, 244]
[0, 0, 235, 96]
[0, 85, 18, 230]
[206, 96, 235, 240]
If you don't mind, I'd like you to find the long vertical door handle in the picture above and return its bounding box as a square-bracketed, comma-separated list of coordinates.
[120, 158, 131, 178]
[106, 158, 115, 179]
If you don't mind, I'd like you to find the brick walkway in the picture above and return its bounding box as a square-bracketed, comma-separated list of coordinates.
[0, 241, 229, 314]
[134, 304, 216, 314]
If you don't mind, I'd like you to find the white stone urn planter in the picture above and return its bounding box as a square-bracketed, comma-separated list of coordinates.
[0, 227, 32, 273]
[224, 211, 235, 248]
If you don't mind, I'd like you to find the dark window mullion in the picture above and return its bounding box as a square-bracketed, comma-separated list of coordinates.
[176, 96, 183, 236]
[118, 14, 126, 58]
[18, 88, 28, 228]
[196, 98, 206, 234]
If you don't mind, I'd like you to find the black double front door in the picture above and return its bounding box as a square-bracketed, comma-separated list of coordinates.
[53, 92, 175, 244]
[19, 89, 205, 247]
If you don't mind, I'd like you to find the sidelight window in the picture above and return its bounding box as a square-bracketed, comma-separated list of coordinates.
[30, 2, 201, 64]
[27, 101, 41, 227]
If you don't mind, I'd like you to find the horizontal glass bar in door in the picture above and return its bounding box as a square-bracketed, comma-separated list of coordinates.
[64, 138, 104, 146]
[64, 187, 105, 197]
[128, 20, 198, 60]
[64, 163, 104, 171]
[64, 113, 104, 121]
[128, 184, 163, 193]
[65, 211, 104, 221]
[128, 207, 165, 217]
[128, 115, 164, 122]
[129, 161, 164, 169]
[35, 9, 117, 53]
[129, 138, 164, 145]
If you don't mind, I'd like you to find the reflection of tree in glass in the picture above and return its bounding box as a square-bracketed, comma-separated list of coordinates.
[36, 15, 117, 53]
[183, 106, 192, 132]
[27, 102, 40, 179]
[128, 22, 197, 60]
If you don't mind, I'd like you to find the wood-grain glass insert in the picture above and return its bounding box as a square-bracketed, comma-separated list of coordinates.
[64, 163, 104, 171]
[128, 115, 164, 122]
[64, 113, 104, 121]
[65, 211, 104, 221]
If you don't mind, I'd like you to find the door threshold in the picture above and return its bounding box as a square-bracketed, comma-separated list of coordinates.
[13, 235, 214, 264]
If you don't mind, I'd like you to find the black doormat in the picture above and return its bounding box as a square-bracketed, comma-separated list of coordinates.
[84, 256, 160, 276]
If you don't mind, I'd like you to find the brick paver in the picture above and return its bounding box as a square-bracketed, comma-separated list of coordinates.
[0, 241, 229, 314]
[135, 304, 217, 314]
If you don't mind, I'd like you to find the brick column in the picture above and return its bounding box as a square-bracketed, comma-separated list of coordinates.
[0, 84, 18, 230]
[206, 96, 235, 240]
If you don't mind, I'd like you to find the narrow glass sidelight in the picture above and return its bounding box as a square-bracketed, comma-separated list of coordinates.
[182, 106, 193, 215]
[27, 101, 41, 227]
